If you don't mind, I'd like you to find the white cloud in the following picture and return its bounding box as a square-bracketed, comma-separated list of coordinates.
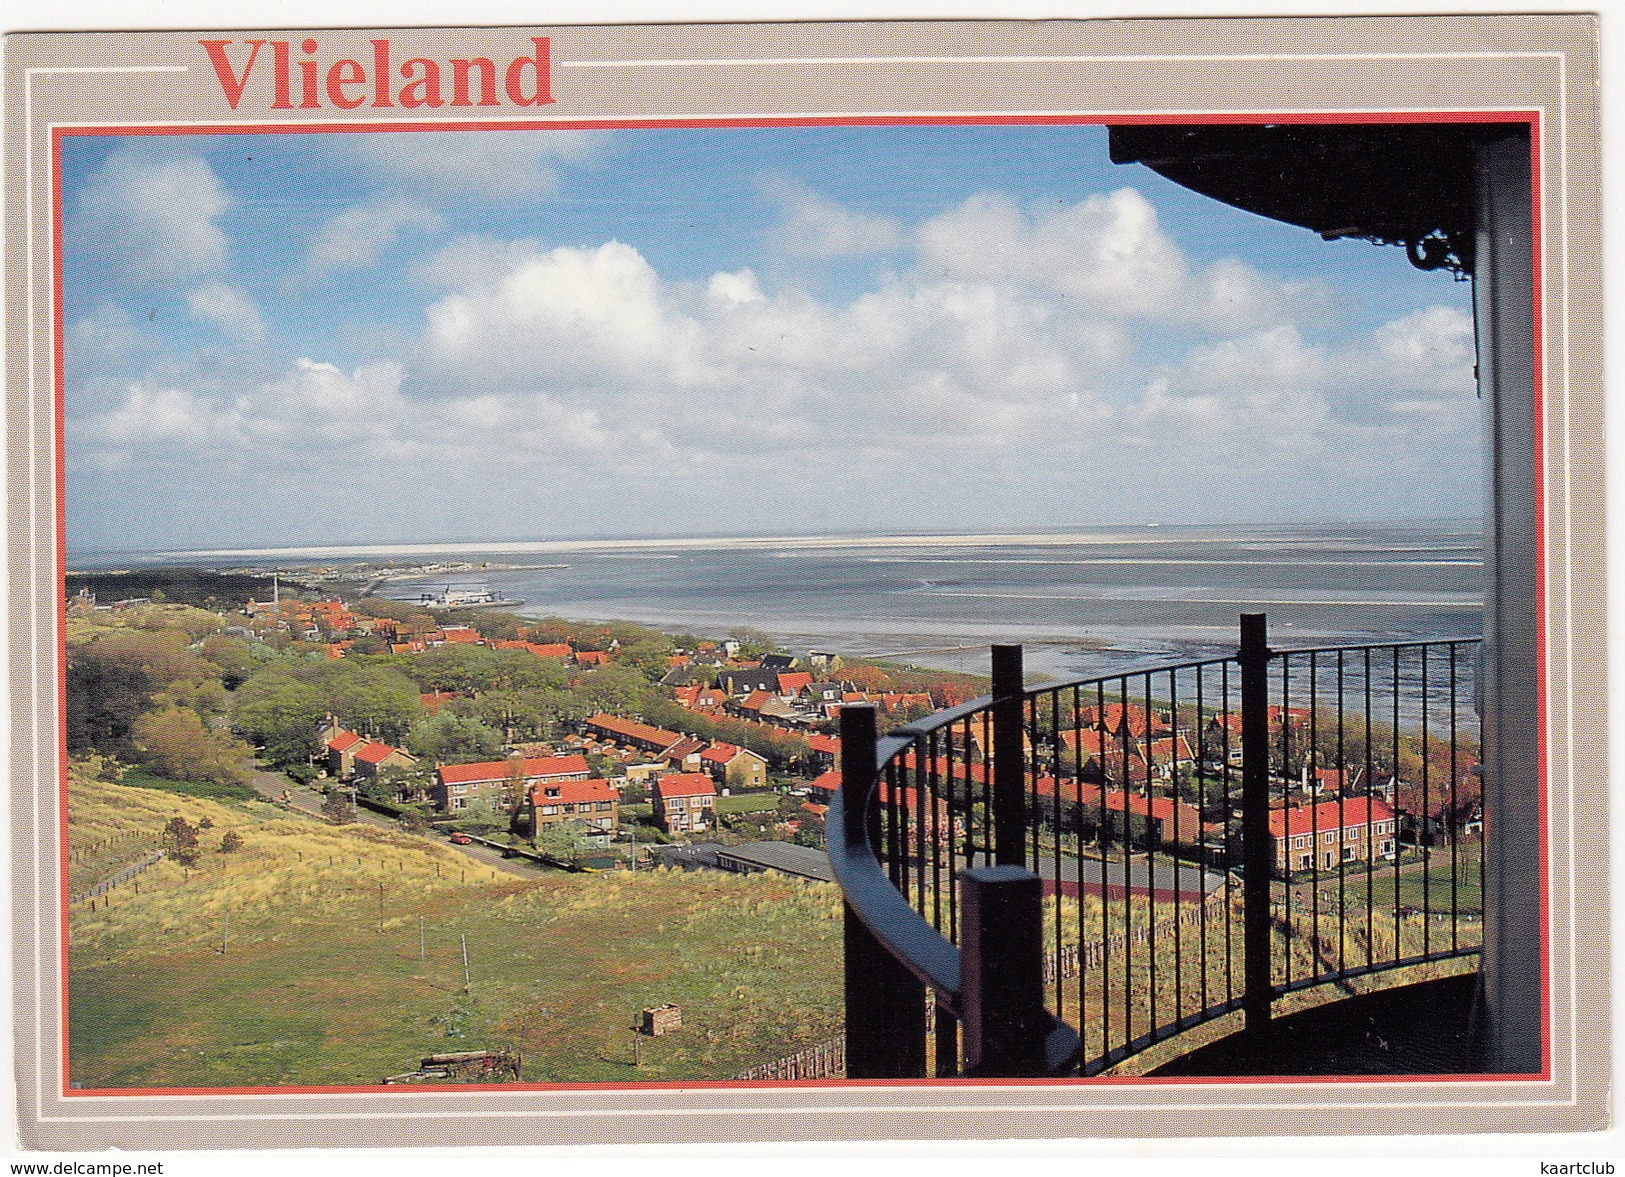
[1368, 304, 1477, 394]
[760, 176, 903, 258]
[1127, 324, 1329, 445]
[302, 199, 444, 277]
[67, 304, 151, 375]
[186, 281, 265, 343]
[340, 130, 603, 200]
[70, 149, 230, 285]
[915, 188, 1324, 332]
[68, 184, 1481, 548]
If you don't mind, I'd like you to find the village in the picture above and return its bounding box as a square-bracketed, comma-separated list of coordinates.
[60, 569, 1486, 1088]
[67, 572, 1480, 895]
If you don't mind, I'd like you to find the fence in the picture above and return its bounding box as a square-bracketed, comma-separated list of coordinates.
[732, 1037, 845, 1082]
[833, 614, 1483, 1078]
[71, 850, 165, 905]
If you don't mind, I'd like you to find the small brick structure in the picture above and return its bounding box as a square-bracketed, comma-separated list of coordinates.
[641, 1003, 682, 1037]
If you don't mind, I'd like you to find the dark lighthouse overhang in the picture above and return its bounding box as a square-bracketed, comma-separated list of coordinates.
[1106, 122, 1502, 276]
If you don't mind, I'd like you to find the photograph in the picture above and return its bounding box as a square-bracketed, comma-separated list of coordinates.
[6, 11, 1607, 1150]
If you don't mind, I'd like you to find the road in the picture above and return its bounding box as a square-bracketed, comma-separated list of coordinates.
[248, 764, 548, 881]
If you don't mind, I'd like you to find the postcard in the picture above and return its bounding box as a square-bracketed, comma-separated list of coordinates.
[4, 12, 1606, 1150]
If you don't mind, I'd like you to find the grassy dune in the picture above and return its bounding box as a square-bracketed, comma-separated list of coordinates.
[68, 772, 843, 1089]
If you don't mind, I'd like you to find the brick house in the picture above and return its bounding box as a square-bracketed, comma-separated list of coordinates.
[433, 754, 591, 814]
[528, 776, 620, 837]
[323, 728, 366, 778]
[700, 742, 768, 791]
[650, 773, 717, 835]
[1268, 796, 1398, 875]
[584, 713, 683, 756]
[351, 740, 417, 784]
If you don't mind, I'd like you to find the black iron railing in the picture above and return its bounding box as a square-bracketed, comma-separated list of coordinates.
[831, 614, 1483, 1078]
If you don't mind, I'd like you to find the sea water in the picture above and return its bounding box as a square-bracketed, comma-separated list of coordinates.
[362, 520, 1484, 681]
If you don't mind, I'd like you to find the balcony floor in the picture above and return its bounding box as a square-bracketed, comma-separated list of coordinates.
[1146, 972, 1484, 1077]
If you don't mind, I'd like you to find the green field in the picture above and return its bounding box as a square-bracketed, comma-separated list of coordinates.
[68, 771, 843, 1089]
[713, 792, 784, 816]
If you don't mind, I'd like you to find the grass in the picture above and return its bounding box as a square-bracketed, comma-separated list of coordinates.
[118, 766, 261, 803]
[713, 793, 784, 816]
[68, 770, 843, 1089]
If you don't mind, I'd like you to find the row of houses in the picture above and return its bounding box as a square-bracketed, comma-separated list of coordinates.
[580, 713, 769, 792]
[668, 672, 933, 733]
[320, 716, 726, 838]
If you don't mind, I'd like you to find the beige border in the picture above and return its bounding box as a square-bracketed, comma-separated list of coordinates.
[4, 14, 1606, 1148]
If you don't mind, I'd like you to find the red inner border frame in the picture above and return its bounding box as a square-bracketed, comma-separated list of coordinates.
[47, 108, 1549, 1097]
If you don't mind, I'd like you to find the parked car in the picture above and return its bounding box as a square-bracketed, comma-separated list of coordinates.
[449, 831, 472, 845]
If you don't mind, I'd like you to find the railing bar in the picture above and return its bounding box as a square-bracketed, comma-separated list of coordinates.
[1048, 688, 1063, 1025]
[1195, 663, 1209, 1016]
[1170, 665, 1183, 1027]
[1098, 677, 1112, 1058]
[1337, 650, 1347, 980]
[949, 712, 962, 877]
[941, 729, 959, 946]
[1144, 671, 1157, 1038]
[1121, 676, 1134, 1048]
[1282, 651, 1294, 993]
[1456, 640, 1469, 949]
[1364, 646, 1375, 975]
[891, 756, 902, 897]
[1221, 658, 1233, 1009]
[1392, 645, 1402, 967]
[1069, 684, 1085, 1058]
[1027, 693, 1038, 871]
[1309, 651, 1320, 982]
[916, 723, 929, 918]
[1421, 645, 1431, 959]
[980, 710, 993, 870]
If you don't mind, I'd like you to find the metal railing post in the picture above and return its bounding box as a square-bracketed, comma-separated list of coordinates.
[1238, 613, 1274, 1040]
[840, 704, 927, 1078]
[960, 864, 1046, 1076]
[991, 644, 1026, 867]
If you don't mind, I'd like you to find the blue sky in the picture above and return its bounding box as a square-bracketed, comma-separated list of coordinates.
[61, 123, 1479, 555]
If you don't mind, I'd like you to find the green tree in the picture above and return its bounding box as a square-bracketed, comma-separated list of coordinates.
[232, 669, 327, 766]
[131, 705, 254, 788]
[161, 815, 201, 867]
[219, 829, 244, 854]
[321, 785, 355, 824]
[574, 664, 653, 715]
[406, 713, 505, 763]
[533, 818, 594, 866]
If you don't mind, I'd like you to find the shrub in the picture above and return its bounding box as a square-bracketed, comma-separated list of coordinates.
[219, 830, 244, 854]
[161, 815, 201, 867]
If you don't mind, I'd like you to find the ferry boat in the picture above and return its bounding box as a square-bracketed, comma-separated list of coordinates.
[416, 585, 523, 611]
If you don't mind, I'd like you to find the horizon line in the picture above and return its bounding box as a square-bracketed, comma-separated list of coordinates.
[66, 517, 1485, 567]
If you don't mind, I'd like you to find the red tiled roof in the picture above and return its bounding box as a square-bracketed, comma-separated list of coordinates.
[653, 773, 716, 800]
[576, 650, 610, 665]
[776, 671, 813, 696]
[440, 627, 483, 644]
[327, 730, 364, 752]
[701, 742, 742, 764]
[586, 713, 682, 750]
[808, 733, 841, 755]
[1269, 797, 1395, 840]
[354, 742, 406, 765]
[810, 769, 842, 794]
[665, 737, 706, 760]
[437, 755, 591, 786]
[419, 690, 466, 714]
[528, 777, 617, 806]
